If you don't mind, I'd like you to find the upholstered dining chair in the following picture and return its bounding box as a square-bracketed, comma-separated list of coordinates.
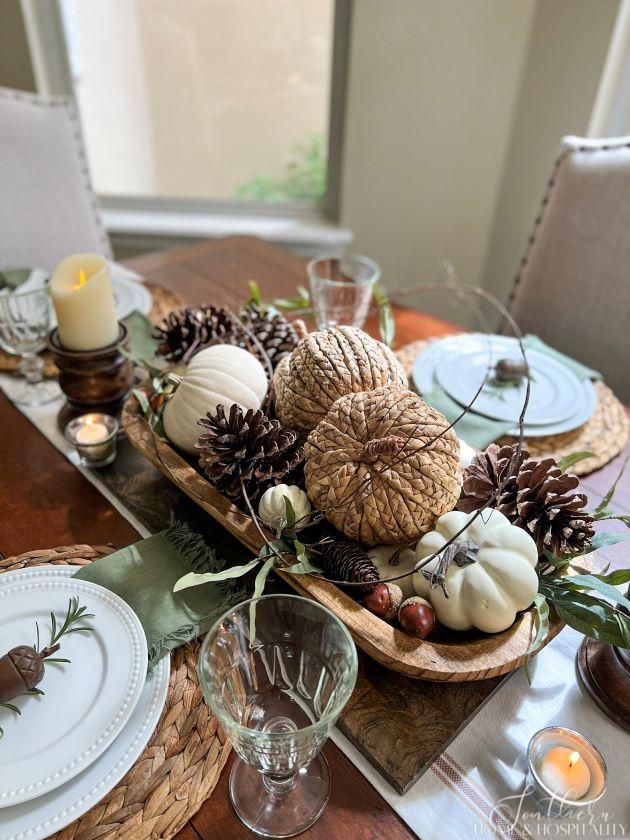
[0, 87, 111, 271]
[507, 135, 630, 402]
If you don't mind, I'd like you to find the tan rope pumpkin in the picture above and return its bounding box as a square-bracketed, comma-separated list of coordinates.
[304, 385, 462, 545]
[274, 326, 408, 437]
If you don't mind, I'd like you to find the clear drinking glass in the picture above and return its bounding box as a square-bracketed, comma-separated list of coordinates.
[199, 594, 358, 838]
[308, 253, 380, 330]
[0, 288, 60, 405]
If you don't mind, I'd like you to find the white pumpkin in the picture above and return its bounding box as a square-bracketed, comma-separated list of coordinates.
[258, 484, 311, 531]
[413, 509, 538, 634]
[163, 344, 268, 454]
[368, 545, 417, 599]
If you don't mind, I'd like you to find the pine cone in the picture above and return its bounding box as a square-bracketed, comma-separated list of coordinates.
[153, 305, 236, 361]
[514, 459, 595, 556]
[318, 539, 380, 595]
[459, 444, 595, 557]
[458, 443, 528, 516]
[239, 303, 300, 369]
[196, 403, 303, 503]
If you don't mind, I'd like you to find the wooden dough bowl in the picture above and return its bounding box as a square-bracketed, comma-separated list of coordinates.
[123, 398, 571, 682]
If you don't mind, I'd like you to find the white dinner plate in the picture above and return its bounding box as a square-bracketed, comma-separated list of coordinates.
[109, 263, 153, 319]
[435, 345, 582, 425]
[412, 334, 597, 437]
[0, 568, 169, 840]
[0, 567, 148, 807]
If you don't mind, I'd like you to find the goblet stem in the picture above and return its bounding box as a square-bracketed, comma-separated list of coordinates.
[19, 352, 44, 384]
[263, 772, 298, 798]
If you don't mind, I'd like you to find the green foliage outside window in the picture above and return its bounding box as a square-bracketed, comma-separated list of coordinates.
[234, 133, 326, 203]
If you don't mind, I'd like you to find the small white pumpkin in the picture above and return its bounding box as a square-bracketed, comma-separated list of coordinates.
[413, 509, 538, 634]
[163, 344, 267, 454]
[368, 545, 417, 599]
[258, 484, 311, 530]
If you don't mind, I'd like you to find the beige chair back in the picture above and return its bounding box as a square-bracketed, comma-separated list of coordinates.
[0, 87, 111, 271]
[508, 135, 630, 402]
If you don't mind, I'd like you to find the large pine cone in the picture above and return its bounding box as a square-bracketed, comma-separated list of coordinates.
[304, 386, 461, 545]
[239, 303, 300, 369]
[459, 444, 595, 556]
[274, 326, 408, 437]
[317, 539, 380, 594]
[197, 403, 303, 503]
[458, 443, 528, 515]
[153, 305, 236, 362]
[514, 459, 595, 556]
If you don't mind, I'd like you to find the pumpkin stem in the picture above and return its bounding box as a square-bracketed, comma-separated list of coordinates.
[422, 538, 479, 598]
[360, 435, 406, 463]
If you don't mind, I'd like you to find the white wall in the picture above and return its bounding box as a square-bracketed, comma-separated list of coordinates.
[340, 0, 537, 324]
[340, 0, 619, 326]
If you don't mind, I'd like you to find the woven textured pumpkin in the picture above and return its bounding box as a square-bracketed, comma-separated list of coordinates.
[274, 326, 407, 437]
[304, 386, 462, 545]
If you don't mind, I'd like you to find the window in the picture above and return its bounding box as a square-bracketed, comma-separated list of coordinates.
[23, 0, 349, 217]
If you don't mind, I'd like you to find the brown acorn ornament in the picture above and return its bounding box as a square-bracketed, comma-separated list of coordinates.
[0, 643, 59, 704]
[0, 597, 94, 740]
[397, 597, 436, 639]
[363, 583, 403, 621]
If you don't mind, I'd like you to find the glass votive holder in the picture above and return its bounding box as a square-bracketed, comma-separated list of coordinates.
[64, 413, 119, 468]
[308, 253, 380, 330]
[527, 726, 607, 818]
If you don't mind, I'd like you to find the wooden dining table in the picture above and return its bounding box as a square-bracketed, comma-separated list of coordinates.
[1, 235, 627, 840]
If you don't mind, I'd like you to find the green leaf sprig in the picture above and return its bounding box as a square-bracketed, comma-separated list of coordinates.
[525, 454, 630, 670]
[372, 284, 395, 347]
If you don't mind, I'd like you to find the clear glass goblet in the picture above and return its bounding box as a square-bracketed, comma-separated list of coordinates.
[199, 594, 358, 838]
[308, 253, 380, 330]
[0, 288, 60, 406]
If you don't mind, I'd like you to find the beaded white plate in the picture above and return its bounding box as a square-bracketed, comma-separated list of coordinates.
[0, 567, 147, 808]
[0, 568, 169, 840]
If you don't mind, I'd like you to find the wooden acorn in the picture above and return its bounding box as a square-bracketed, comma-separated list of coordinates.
[0, 644, 60, 704]
[363, 583, 403, 621]
[494, 358, 529, 383]
[398, 597, 436, 639]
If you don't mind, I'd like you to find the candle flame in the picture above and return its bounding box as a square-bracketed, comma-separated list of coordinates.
[74, 268, 88, 290]
[568, 751, 581, 767]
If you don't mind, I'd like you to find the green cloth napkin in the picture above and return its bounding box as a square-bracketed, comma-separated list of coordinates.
[423, 335, 601, 450]
[0, 268, 33, 290]
[74, 524, 240, 669]
[123, 310, 160, 361]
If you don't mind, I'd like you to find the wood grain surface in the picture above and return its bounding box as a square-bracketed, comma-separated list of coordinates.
[2, 237, 628, 831]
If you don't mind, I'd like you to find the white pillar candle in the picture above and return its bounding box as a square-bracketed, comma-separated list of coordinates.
[50, 254, 119, 351]
[538, 747, 591, 800]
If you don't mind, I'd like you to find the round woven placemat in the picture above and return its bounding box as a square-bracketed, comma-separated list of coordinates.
[396, 338, 629, 476]
[0, 544, 229, 840]
[0, 281, 185, 378]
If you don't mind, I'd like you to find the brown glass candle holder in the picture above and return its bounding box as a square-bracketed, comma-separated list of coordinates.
[47, 323, 134, 429]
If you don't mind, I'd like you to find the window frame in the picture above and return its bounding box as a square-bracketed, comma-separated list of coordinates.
[20, 0, 351, 222]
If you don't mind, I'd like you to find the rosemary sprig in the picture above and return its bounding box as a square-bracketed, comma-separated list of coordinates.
[44, 597, 95, 650]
